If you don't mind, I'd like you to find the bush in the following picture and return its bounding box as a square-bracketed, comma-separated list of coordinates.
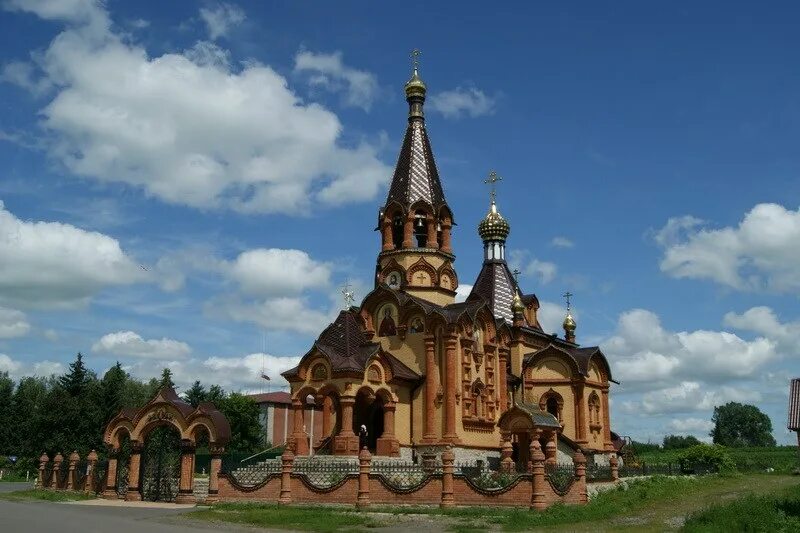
[677, 444, 735, 473]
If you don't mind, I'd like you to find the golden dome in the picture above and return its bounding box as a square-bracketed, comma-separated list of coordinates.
[478, 200, 510, 242]
[512, 291, 525, 314]
[405, 67, 426, 98]
[563, 311, 576, 332]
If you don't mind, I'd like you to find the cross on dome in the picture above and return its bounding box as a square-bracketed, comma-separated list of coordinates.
[484, 170, 502, 202]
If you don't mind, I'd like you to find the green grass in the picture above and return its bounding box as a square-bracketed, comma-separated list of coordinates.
[684, 483, 800, 532]
[190, 502, 378, 532]
[637, 445, 799, 474]
[0, 489, 96, 502]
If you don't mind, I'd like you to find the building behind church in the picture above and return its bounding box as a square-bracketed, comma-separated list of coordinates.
[282, 60, 616, 466]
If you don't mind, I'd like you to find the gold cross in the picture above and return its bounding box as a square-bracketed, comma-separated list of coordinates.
[484, 170, 502, 202]
[341, 281, 355, 309]
[411, 49, 421, 72]
[562, 291, 573, 310]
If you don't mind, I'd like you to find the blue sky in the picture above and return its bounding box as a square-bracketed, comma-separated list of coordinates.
[1, 0, 798, 444]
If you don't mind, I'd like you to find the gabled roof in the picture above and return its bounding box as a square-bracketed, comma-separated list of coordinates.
[522, 343, 614, 382]
[282, 309, 420, 382]
[467, 261, 542, 329]
[384, 120, 449, 215]
[362, 285, 488, 325]
[497, 402, 561, 430]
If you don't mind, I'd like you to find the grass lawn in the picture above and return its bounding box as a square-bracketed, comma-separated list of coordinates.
[0, 489, 97, 502]
[186, 474, 800, 532]
[684, 482, 800, 532]
[637, 446, 799, 474]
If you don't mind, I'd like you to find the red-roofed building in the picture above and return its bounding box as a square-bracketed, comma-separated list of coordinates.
[247, 391, 322, 450]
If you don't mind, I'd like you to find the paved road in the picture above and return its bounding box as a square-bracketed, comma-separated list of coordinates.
[0, 485, 257, 533]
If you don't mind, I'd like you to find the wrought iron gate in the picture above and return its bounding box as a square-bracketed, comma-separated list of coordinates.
[140, 426, 181, 502]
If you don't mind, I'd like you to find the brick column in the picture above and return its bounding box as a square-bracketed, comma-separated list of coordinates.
[573, 382, 588, 445]
[610, 454, 619, 481]
[426, 214, 438, 250]
[423, 335, 437, 443]
[85, 450, 98, 494]
[291, 398, 309, 456]
[500, 432, 514, 473]
[125, 442, 142, 501]
[574, 449, 588, 503]
[443, 334, 459, 443]
[103, 450, 119, 499]
[402, 213, 413, 249]
[381, 218, 393, 251]
[441, 220, 452, 254]
[376, 401, 399, 456]
[278, 448, 294, 505]
[498, 347, 509, 411]
[37, 453, 49, 489]
[545, 431, 557, 465]
[602, 388, 613, 451]
[321, 395, 334, 439]
[51, 452, 63, 490]
[529, 439, 546, 510]
[334, 396, 357, 455]
[440, 445, 455, 508]
[67, 451, 79, 490]
[207, 445, 223, 503]
[357, 447, 371, 508]
[176, 440, 196, 504]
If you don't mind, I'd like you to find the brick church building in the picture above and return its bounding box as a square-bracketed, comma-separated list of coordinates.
[283, 59, 616, 465]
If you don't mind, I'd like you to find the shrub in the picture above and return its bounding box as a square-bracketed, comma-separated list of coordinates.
[677, 444, 735, 473]
[685, 485, 800, 532]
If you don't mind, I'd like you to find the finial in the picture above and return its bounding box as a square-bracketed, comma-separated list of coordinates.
[411, 49, 421, 74]
[484, 170, 502, 203]
[512, 269, 521, 283]
[341, 280, 355, 309]
[562, 291, 573, 311]
[405, 49, 426, 117]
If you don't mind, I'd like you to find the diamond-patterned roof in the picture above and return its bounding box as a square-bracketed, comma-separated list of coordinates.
[385, 120, 449, 214]
[467, 261, 521, 324]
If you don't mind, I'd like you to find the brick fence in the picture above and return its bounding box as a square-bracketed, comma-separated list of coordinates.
[36, 450, 105, 494]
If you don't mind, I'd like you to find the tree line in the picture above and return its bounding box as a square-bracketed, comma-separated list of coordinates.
[0, 353, 263, 470]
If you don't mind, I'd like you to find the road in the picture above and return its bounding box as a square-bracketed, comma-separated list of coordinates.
[0, 483, 256, 533]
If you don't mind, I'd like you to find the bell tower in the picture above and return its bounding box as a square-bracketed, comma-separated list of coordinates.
[376, 51, 457, 306]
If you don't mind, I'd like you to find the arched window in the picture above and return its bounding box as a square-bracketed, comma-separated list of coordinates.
[546, 396, 559, 418]
[588, 391, 601, 427]
[413, 210, 428, 247]
[472, 381, 485, 418]
[392, 214, 404, 249]
[538, 389, 564, 423]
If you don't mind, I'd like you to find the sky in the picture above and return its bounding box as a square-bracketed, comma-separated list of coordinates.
[0, 0, 798, 445]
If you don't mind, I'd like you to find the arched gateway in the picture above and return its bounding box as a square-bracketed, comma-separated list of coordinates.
[103, 387, 230, 503]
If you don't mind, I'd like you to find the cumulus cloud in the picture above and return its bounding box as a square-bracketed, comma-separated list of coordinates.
[0, 201, 147, 309]
[92, 331, 192, 360]
[0, 353, 63, 379]
[3, 1, 390, 214]
[294, 50, 379, 111]
[0, 307, 31, 338]
[550, 236, 574, 248]
[509, 250, 558, 285]
[668, 417, 714, 435]
[1, 61, 52, 96]
[226, 249, 331, 298]
[454, 283, 473, 303]
[537, 300, 570, 335]
[199, 2, 245, 40]
[605, 309, 777, 385]
[656, 204, 800, 294]
[428, 87, 495, 118]
[622, 381, 762, 415]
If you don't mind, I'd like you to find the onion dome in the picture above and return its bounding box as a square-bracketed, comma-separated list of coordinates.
[563, 311, 576, 334]
[512, 291, 525, 315]
[405, 66, 426, 98]
[478, 199, 511, 242]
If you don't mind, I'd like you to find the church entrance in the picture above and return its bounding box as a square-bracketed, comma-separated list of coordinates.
[140, 425, 181, 502]
[353, 389, 384, 452]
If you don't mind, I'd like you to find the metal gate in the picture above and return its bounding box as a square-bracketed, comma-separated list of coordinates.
[140, 426, 181, 502]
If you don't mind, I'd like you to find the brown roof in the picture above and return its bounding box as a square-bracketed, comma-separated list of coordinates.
[384, 118, 450, 217]
[247, 391, 291, 405]
[467, 261, 543, 330]
[523, 344, 614, 382]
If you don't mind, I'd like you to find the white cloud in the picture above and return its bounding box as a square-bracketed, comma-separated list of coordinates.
[605, 309, 777, 384]
[226, 249, 331, 298]
[0, 307, 31, 338]
[509, 250, 558, 285]
[199, 2, 245, 40]
[537, 300, 570, 335]
[723, 306, 800, 357]
[550, 236, 574, 248]
[5, 1, 390, 214]
[668, 417, 714, 435]
[1, 61, 52, 96]
[624, 381, 761, 415]
[0, 201, 147, 309]
[92, 331, 192, 360]
[209, 295, 332, 335]
[0, 353, 63, 379]
[428, 87, 495, 118]
[294, 50, 379, 111]
[454, 283, 472, 303]
[657, 204, 800, 294]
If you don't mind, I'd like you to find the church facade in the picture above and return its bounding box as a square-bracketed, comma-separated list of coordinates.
[283, 61, 615, 465]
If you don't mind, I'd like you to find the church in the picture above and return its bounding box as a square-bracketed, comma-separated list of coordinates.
[283, 58, 616, 466]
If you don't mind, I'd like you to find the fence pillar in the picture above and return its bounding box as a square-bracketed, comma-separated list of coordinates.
[85, 450, 98, 494]
[574, 449, 587, 504]
[51, 453, 63, 490]
[207, 445, 224, 503]
[279, 447, 294, 505]
[529, 440, 546, 511]
[37, 453, 49, 489]
[545, 431, 558, 466]
[357, 446, 371, 508]
[440, 445, 455, 508]
[500, 433, 514, 473]
[610, 454, 619, 481]
[176, 440, 196, 504]
[67, 451, 80, 490]
[103, 449, 119, 499]
[125, 442, 143, 501]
